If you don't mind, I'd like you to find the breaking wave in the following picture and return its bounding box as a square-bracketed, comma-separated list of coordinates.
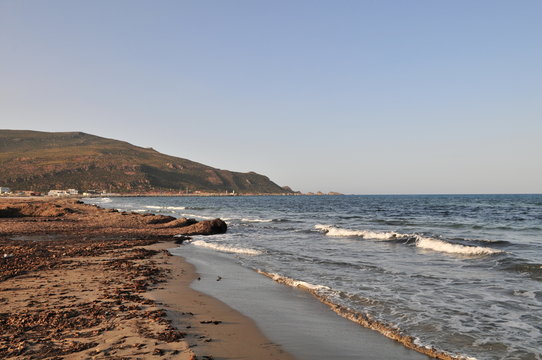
[145, 205, 187, 210]
[190, 240, 262, 255]
[181, 213, 216, 220]
[257, 270, 468, 360]
[315, 225, 503, 256]
[256, 271, 330, 291]
[315, 224, 404, 240]
[241, 218, 274, 223]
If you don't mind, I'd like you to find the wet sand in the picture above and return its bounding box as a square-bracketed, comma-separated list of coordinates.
[0, 198, 292, 359]
[175, 245, 431, 360]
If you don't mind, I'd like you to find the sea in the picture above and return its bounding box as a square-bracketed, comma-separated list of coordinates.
[84, 194, 542, 360]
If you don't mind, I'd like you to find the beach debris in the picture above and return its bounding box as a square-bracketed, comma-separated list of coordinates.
[216, 276, 222, 281]
[0, 198, 230, 359]
[200, 320, 222, 325]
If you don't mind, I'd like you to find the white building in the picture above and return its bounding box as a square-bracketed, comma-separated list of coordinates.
[0, 187, 10, 194]
[48, 189, 78, 197]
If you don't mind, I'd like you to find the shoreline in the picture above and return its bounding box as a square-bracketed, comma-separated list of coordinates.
[0, 197, 461, 359]
[146, 242, 294, 360]
[0, 198, 293, 359]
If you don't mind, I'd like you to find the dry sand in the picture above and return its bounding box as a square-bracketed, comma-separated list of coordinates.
[0, 198, 293, 359]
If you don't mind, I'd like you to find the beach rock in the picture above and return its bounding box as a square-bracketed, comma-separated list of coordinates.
[143, 215, 176, 224]
[159, 217, 197, 228]
[178, 219, 227, 235]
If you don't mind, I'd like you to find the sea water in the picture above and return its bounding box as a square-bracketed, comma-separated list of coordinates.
[85, 195, 542, 360]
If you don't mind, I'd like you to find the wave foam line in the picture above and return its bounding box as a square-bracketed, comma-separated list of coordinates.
[257, 270, 471, 360]
[315, 224, 403, 240]
[241, 218, 273, 223]
[315, 225, 502, 256]
[145, 205, 186, 210]
[191, 240, 262, 255]
[256, 271, 330, 291]
[415, 236, 501, 255]
[182, 213, 215, 220]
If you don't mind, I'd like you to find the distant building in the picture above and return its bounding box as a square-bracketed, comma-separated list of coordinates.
[48, 189, 78, 197]
[0, 187, 10, 194]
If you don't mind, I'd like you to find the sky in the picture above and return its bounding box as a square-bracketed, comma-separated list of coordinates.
[1, 1, 541, 194]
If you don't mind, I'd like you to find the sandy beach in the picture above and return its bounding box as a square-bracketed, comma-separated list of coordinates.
[0, 198, 292, 359]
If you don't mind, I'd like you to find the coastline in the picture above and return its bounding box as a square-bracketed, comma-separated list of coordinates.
[0, 197, 461, 359]
[0, 198, 292, 359]
[146, 242, 294, 360]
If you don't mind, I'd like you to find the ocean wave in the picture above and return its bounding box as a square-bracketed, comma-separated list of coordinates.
[181, 213, 216, 220]
[315, 225, 503, 256]
[190, 240, 262, 255]
[315, 224, 404, 240]
[241, 218, 274, 223]
[415, 236, 502, 256]
[256, 270, 330, 291]
[145, 205, 187, 210]
[90, 197, 112, 203]
[257, 270, 468, 360]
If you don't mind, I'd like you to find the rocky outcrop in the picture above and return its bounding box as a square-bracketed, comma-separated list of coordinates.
[143, 215, 177, 225]
[159, 218, 198, 229]
[177, 219, 227, 236]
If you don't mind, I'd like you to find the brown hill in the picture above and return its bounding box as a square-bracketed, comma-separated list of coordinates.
[0, 130, 291, 194]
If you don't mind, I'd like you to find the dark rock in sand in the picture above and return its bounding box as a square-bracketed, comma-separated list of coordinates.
[178, 219, 227, 235]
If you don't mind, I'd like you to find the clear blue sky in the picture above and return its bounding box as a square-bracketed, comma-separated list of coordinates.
[1, 1, 541, 194]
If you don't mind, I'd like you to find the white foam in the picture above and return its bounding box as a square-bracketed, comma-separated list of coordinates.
[315, 224, 403, 240]
[145, 205, 186, 210]
[414, 236, 503, 256]
[258, 271, 330, 292]
[191, 240, 262, 255]
[315, 225, 502, 256]
[181, 213, 215, 220]
[241, 218, 273, 223]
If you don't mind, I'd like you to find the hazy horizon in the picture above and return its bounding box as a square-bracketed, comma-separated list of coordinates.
[1, 1, 540, 194]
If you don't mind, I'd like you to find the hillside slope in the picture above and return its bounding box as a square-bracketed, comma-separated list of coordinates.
[0, 130, 290, 194]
